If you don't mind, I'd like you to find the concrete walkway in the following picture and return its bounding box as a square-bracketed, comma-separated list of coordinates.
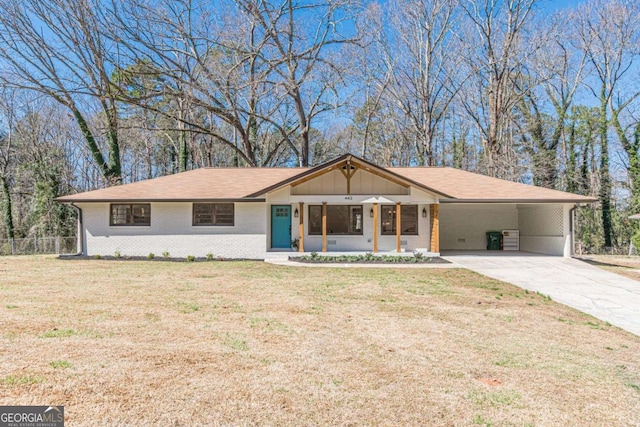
[442, 251, 640, 337]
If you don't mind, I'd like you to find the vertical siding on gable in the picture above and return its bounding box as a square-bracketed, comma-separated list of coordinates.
[291, 169, 408, 195]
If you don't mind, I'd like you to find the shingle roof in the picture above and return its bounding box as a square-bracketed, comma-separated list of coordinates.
[56, 167, 308, 202]
[56, 158, 597, 203]
[387, 167, 597, 203]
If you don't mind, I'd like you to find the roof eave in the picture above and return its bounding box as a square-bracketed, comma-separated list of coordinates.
[55, 197, 266, 203]
[439, 198, 599, 204]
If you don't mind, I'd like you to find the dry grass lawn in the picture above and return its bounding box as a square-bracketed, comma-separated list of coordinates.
[578, 254, 640, 282]
[1, 256, 639, 426]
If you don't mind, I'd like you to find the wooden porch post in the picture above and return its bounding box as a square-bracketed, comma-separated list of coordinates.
[430, 204, 440, 253]
[396, 202, 401, 253]
[322, 202, 327, 252]
[298, 202, 304, 252]
[372, 203, 378, 253]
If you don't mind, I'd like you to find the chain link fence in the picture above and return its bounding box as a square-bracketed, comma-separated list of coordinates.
[0, 237, 77, 255]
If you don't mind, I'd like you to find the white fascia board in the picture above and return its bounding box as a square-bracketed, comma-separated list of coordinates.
[288, 195, 412, 204]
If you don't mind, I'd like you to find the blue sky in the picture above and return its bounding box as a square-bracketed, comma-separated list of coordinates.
[541, 0, 587, 12]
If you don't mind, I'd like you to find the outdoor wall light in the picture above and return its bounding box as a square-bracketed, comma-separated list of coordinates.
[294, 208, 299, 218]
[370, 208, 374, 218]
[422, 207, 427, 218]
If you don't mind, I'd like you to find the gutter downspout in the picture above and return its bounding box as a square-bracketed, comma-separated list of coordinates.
[569, 204, 578, 257]
[70, 203, 84, 256]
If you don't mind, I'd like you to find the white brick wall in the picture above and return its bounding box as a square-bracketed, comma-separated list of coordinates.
[77, 200, 575, 258]
[78, 202, 267, 259]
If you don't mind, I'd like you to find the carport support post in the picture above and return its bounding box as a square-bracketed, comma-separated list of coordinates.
[396, 202, 401, 253]
[430, 204, 439, 253]
[563, 204, 572, 258]
[373, 203, 378, 253]
[298, 202, 304, 252]
[322, 202, 327, 252]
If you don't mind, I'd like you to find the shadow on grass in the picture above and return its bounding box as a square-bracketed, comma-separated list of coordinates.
[576, 257, 637, 270]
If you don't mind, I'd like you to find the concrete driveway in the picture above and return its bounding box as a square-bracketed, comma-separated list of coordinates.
[442, 251, 640, 337]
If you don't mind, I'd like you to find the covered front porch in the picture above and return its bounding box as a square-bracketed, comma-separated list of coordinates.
[264, 155, 445, 255]
[287, 200, 441, 254]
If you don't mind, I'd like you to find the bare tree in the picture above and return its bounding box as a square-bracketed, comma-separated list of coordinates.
[377, 0, 464, 166]
[0, 87, 16, 239]
[108, 0, 295, 167]
[459, 0, 539, 178]
[517, 12, 588, 189]
[233, 0, 361, 166]
[0, 0, 124, 185]
[573, 0, 640, 247]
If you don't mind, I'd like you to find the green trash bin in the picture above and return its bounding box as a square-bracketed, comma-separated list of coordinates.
[486, 231, 502, 250]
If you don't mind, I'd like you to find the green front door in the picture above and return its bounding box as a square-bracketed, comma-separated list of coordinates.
[271, 205, 291, 249]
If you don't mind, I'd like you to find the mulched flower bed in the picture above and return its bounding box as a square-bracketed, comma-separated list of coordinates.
[289, 254, 450, 264]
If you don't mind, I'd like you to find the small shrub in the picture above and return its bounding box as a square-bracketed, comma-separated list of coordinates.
[413, 251, 424, 260]
[92, 254, 101, 259]
[147, 253, 155, 260]
[310, 251, 318, 259]
[206, 253, 214, 261]
[291, 238, 300, 250]
[114, 251, 121, 259]
[186, 255, 195, 262]
[162, 251, 170, 259]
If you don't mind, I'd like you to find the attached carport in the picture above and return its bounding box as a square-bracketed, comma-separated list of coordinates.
[439, 202, 577, 257]
[386, 166, 598, 257]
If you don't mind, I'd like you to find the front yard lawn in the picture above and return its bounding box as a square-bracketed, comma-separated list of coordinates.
[578, 254, 640, 282]
[1, 256, 639, 425]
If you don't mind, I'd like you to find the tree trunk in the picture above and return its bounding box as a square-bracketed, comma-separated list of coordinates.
[566, 122, 578, 194]
[611, 109, 640, 213]
[599, 86, 613, 248]
[630, 125, 640, 212]
[105, 103, 122, 184]
[72, 107, 121, 184]
[178, 131, 188, 173]
[0, 175, 14, 239]
[295, 96, 310, 167]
